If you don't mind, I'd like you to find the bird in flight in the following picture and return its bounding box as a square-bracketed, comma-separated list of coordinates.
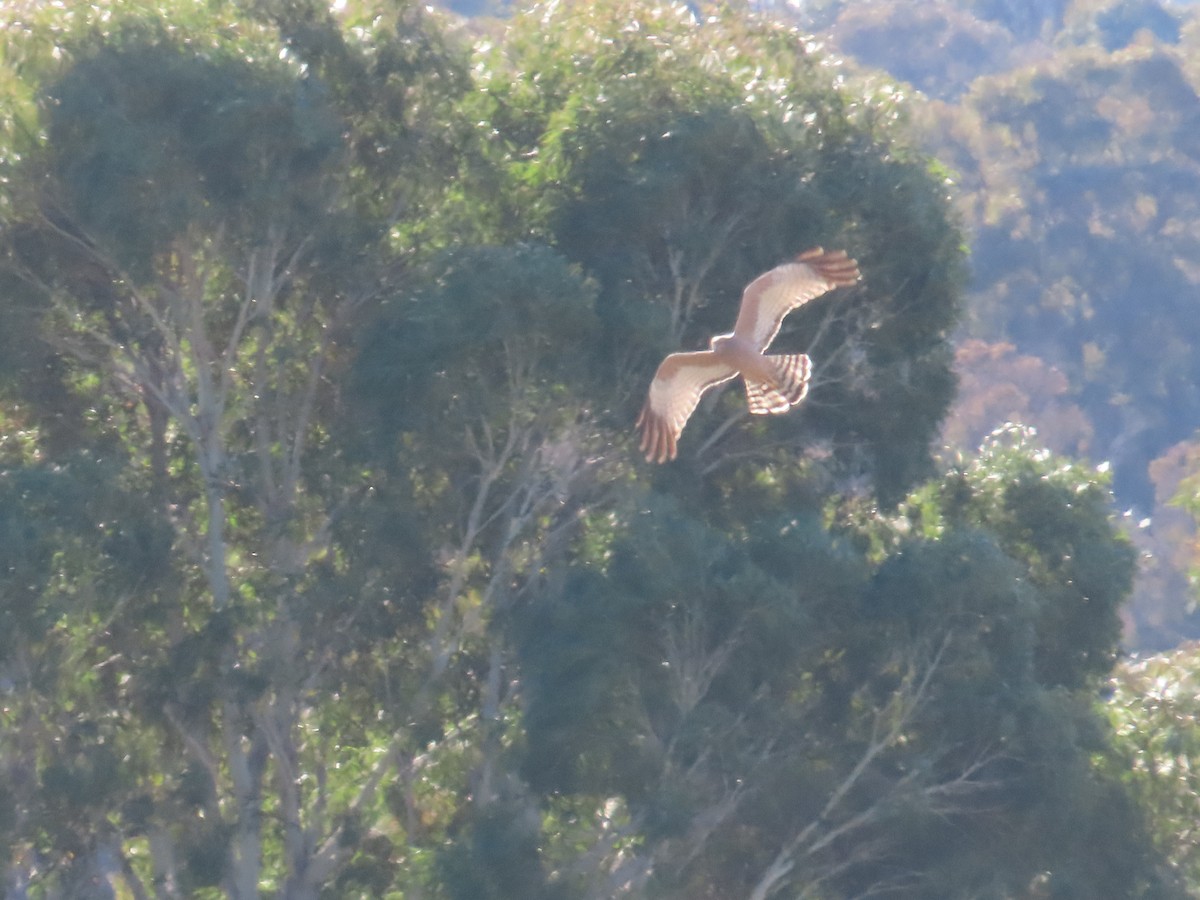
[636, 247, 860, 463]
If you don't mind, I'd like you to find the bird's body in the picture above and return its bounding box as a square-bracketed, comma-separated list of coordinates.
[709, 332, 779, 385]
[636, 248, 860, 463]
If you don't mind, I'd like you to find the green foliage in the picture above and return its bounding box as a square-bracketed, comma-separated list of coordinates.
[929, 426, 1133, 688]
[1107, 644, 1200, 889]
[57, 37, 335, 237]
[353, 242, 599, 441]
[438, 799, 564, 900]
[505, 431, 1171, 898]
[240, 0, 472, 242]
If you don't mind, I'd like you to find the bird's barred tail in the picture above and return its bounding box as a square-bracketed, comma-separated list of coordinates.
[744, 353, 811, 415]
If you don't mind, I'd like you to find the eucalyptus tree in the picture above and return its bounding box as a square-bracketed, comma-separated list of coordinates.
[0, 1, 471, 895]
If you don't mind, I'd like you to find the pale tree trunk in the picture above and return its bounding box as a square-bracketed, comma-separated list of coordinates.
[31, 218, 330, 898]
[297, 413, 595, 896]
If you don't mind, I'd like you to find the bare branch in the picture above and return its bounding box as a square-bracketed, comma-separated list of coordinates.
[305, 738, 407, 887]
[162, 706, 222, 820]
[661, 606, 743, 718]
[747, 634, 953, 900]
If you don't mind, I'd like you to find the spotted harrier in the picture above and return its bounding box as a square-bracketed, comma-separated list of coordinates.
[636, 248, 860, 463]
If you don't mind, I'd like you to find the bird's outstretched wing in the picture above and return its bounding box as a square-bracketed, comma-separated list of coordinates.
[731, 248, 860, 352]
[636, 351, 738, 463]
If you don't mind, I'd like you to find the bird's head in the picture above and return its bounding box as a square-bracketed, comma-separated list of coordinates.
[710, 332, 734, 351]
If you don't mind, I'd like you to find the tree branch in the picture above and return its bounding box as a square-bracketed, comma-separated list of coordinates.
[747, 633, 952, 900]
